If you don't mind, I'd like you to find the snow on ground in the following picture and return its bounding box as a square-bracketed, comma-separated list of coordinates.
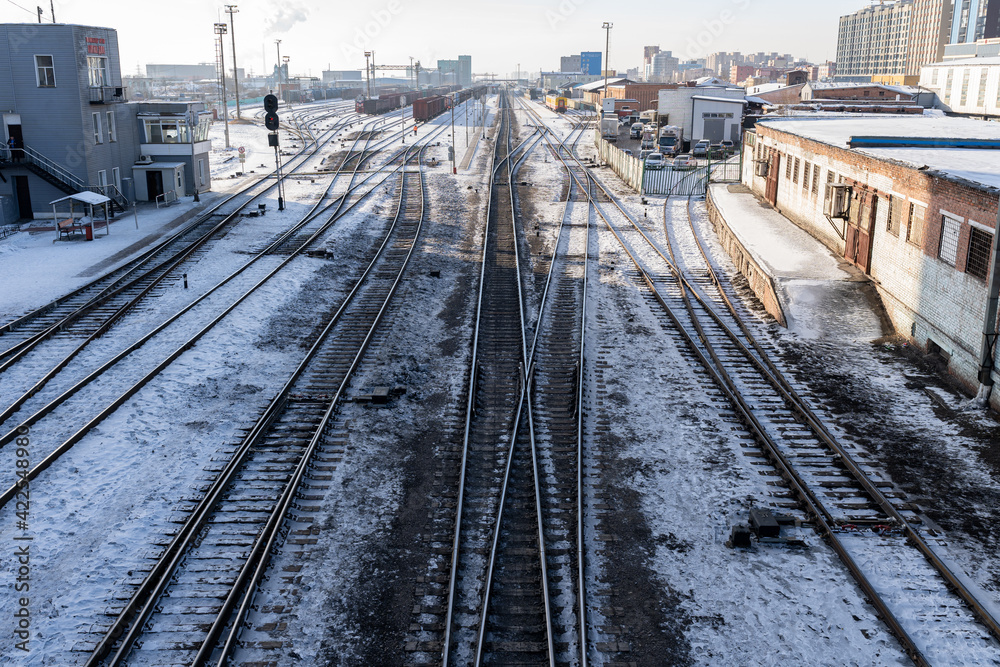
[0, 196, 216, 318]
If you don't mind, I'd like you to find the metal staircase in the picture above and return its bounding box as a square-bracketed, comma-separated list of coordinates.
[1, 145, 129, 213]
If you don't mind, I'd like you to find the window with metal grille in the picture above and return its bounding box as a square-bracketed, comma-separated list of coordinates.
[785, 156, 792, 179]
[960, 68, 971, 105]
[802, 161, 810, 190]
[793, 157, 800, 184]
[939, 214, 961, 266]
[907, 203, 925, 246]
[967, 227, 994, 280]
[812, 165, 820, 195]
[887, 197, 903, 236]
[978, 68, 989, 107]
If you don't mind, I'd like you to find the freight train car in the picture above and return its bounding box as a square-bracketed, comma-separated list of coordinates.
[357, 95, 403, 115]
[413, 95, 448, 122]
[545, 94, 568, 113]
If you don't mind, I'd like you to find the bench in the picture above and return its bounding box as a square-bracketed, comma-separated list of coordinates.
[56, 218, 84, 240]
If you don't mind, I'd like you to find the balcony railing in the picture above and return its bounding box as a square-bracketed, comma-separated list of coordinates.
[89, 86, 128, 104]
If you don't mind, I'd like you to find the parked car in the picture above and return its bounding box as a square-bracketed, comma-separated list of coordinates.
[640, 148, 655, 161]
[630, 122, 643, 139]
[645, 152, 665, 169]
[672, 154, 696, 169]
[720, 139, 735, 153]
[692, 139, 711, 157]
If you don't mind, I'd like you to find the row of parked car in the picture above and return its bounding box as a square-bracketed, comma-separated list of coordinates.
[622, 151, 698, 170]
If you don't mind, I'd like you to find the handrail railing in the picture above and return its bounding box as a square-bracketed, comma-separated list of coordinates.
[155, 190, 177, 208]
[20, 145, 87, 191]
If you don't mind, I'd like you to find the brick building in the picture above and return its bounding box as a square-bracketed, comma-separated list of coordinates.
[605, 83, 672, 112]
[741, 116, 1000, 407]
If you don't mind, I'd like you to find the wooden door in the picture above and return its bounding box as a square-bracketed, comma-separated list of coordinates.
[765, 152, 780, 205]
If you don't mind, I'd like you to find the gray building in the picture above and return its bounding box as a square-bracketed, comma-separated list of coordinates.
[560, 55, 582, 73]
[146, 63, 217, 80]
[0, 23, 211, 222]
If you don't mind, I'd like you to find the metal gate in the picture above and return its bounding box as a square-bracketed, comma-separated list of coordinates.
[642, 157, 742, 196]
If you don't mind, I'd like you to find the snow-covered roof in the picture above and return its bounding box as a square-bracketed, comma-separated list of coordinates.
[925, 56, 1000, 67]
[806, 81, 919, 95]
[757, 115, 1000, 190]
[692, 95, 748, 105]
[49, 191, 110, 206]
[577, 77, 630, 92]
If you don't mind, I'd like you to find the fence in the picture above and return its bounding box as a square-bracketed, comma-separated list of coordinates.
[594, 134, 743, 197]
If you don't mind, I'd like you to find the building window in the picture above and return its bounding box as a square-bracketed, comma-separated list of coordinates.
[793, 157, 800, 184]
[960, 68, 971, 105]
[887, 196, 903, 236]
[112, 167, 121, 192]
[811, 165, 820, 195]
[106, 111, 116, 142]
[97, 169, 107, 192]
[92, 113, 103, 143]
[978, 69, 989, 107]
[907, 203, 926, 246]
[198, 159, 205, 185]
[176, 170, 183, 188]
[939, 214, 961, 266]
[802, 161, 811, 190]
[785, 156, 792, 180]
[143, 119, 187, 144]
[945, 68, 954, 104]
[34, 55, 55, 87]
[967, 227, 994, 280]
[88, 56, 108, 87]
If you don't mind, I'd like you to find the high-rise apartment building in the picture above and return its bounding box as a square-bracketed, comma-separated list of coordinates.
[836, 0, 951, 83]
[950, 0, 1000, 43]
[560, 55, 582, 72]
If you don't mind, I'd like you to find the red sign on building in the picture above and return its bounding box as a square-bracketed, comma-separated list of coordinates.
[86, 37, 106, 55]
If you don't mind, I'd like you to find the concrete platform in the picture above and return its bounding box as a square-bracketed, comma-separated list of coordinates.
[706, 183, 889, 343]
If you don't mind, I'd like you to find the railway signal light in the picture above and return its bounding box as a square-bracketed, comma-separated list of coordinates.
[263, 94, 278, 113]
[265, 112, 280, 131]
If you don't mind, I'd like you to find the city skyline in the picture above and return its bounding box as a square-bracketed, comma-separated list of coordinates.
[0, 0, 866, 78]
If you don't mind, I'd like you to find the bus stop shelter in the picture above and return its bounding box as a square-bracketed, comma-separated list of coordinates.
[49, 191, 111, 241]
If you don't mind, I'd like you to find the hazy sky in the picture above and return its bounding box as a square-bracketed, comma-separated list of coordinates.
[2, 0, 867, 77]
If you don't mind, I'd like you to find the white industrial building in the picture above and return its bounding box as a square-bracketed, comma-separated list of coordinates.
[920, 56, 1000, 118]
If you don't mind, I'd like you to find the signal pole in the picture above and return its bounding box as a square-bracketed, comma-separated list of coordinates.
[214, 23, 230, 149]
[225, 5, 241, 120]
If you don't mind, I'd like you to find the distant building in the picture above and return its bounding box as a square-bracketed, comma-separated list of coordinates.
[146, 63, 217, 80]
[650, 51, 680, 83]
[657, 84, 746, 147]
[949, 0, 1000, 43]
[731, 65, 756, 84]
[836, 0, 952, 84]
[560, 55, 582, 73]
[643, 45, 660, 81]
[436, 55, 472, 87]
[920, 56, 1000, 116]
[581, 51, 602, 76]
[322, 70, 363, 85]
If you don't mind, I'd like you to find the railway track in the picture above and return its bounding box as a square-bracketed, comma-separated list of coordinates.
[82, 138, 434, 667]
[0, 113, 458, 511]
[536, 89, 1000, 662]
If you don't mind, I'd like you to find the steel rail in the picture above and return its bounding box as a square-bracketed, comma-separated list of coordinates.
[85, 124, 448, 667]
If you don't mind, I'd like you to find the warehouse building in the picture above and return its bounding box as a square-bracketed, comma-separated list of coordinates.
[741, 115, 1000, 406]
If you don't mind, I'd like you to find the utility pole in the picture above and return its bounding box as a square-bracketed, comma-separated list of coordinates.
[283, 55, 290, 106]
[451, 94, 457, 174]
[215, 23, 230, 149]
[49, 0, 55, 21]
[602, 21, 613, 106]
[225, 5, 241, 120]
[275, 39, 282, 99]
[364, 51, 372, 97]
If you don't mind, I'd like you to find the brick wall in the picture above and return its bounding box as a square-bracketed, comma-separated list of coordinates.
[741, 126, 999, 403]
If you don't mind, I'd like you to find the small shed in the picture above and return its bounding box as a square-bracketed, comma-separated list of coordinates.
[132, 161, 186, 204]
[49, 192, 111, 241]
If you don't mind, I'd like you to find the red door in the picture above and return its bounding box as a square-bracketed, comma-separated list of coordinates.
[765, 153, 780, 205]
[845, 192, 876, 274]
